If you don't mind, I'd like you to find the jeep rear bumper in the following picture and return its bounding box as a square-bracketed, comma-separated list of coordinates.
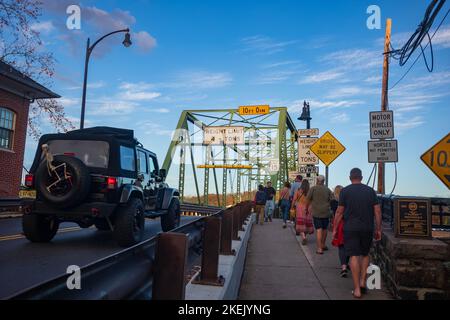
[32, 201, 117, 218]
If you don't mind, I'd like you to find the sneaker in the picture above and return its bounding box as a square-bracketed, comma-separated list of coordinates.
[340, 269, 348, 278]
[283, 224, 287, 229]
[301, 239, 307, 245]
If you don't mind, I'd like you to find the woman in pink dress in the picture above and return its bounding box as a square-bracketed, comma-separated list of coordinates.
[292, 179, 314, 245]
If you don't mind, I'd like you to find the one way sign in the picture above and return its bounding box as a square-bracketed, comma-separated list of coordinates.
[420, 132, 450, 189]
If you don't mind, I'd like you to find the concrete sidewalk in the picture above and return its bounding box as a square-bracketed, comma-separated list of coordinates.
[238, 219, 392, 300]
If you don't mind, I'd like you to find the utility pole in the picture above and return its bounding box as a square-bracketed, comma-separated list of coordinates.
[378, 18, 391, 194]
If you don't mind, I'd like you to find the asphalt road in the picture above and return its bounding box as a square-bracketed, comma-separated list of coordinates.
[0, 216, 199, 299]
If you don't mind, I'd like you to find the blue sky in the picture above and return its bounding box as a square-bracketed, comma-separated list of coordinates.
[24, 0, 450, 197]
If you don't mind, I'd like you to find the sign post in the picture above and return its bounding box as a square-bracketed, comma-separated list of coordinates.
[310, 131, 346, 187]
[420, 132, 450, 189]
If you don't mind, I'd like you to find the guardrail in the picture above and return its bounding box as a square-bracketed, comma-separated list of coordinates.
[7, 201, 254, 300]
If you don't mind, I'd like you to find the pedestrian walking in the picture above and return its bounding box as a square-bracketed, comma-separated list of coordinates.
[306, 175, 333, 254]
[264, 181, 276, 222]
[278, 181, 291, 228]
[289, 175, 303, 223]
[330, 185, 349, 277]
[253, 185, 267, 225]
[292, 179, 314, 245]
[333, 168, 382, 298]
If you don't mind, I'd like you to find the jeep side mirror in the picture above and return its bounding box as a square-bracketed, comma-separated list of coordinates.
[159, 169, 167, 179]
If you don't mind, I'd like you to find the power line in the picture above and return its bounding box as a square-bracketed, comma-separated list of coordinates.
[389, 5, 450, 90]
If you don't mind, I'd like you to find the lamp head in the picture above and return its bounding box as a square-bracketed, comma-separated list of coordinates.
[123, 32, 132, 48]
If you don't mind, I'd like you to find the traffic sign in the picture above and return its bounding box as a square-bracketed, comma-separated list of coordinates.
[298, 128, 319, 137]
[298, 137, 319, 165]
[370, 111, 394, 139]
[310, 131, 346, 166]
[420, 132, 450, 189]
[203, 126, 244, 145]
[238, 105, 270, 116]
[299, 166, 319, 174]
[368, 140, 398, 163]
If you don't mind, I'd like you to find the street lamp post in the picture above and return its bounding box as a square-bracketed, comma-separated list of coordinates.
[79, 28, 132, 129]
[298, 101, 316, 185]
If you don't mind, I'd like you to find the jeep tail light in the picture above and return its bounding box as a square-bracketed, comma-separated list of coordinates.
[25, 174, 34, 187]
[106, 177, 117, 190]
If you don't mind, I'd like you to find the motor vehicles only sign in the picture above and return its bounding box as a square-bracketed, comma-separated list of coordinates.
[370, 111, 394, 139]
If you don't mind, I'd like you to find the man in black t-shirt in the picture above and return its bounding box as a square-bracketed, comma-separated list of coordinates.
[332, 168, 382, 299]
[264, 181, 276, 222]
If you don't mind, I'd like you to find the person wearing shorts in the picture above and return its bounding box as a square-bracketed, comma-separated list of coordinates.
[333, 168, 382, 299]
[306, 175, 333, 254]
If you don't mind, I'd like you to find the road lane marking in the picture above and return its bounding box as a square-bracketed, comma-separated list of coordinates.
[0, 226, 92, 242]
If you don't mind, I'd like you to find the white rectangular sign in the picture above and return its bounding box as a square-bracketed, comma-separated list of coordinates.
[299, 166, 319, 174]
[203, 126, 244, 145]
[368, 140, 398, 163]
[289, 171, 317, 186]
[298, 137, 319, 165]
[370, 111, 394, 139]
[298, 128, 319, 137]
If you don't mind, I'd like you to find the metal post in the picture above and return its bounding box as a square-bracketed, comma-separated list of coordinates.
[220, 209, 234, 255]
[325, 166, 329, 187]
[232, 205, 241, 241]
[152, 232, 188, 300]
[80, 38, 90, 129]
[193, 216, 224, 286]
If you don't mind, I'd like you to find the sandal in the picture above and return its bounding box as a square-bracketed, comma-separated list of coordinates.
[322, 246, 329, 251]
[360, 287, 367, 294]
[316, 250, 323, 255]
[351, 290, 362, 299]
[340, 269, 348, 278]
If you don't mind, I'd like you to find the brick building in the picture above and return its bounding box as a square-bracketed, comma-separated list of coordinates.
[0, 60, 60, 198]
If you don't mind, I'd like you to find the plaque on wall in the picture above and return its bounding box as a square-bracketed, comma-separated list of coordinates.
[394, 197, 431, 239]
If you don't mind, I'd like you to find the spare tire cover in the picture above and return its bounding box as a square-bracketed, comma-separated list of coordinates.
[35, 155, 91, 208]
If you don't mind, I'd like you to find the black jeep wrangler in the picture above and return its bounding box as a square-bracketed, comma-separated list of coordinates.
[22, 126, 181, 247]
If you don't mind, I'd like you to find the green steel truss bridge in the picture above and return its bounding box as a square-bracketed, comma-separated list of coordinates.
[161, 107, 299, 207]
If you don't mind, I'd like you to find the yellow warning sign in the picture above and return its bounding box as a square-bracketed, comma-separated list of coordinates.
[420, 132, 450, 189]
[310, 131, 346, 166]
[238, 105, 270, 116]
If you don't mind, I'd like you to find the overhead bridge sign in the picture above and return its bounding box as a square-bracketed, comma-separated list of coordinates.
[370, 111, 394, 139]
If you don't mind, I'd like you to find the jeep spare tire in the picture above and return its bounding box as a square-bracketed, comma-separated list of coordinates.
[35, 155, 91, 208]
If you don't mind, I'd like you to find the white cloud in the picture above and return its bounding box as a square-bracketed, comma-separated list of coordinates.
[118, 81, 161, 101]
[67, 81, 106, 90]
[30, 21, 55, 34]
[299, 70, 344, 84]
[170, 71, 232, 89]
[241, 35, 297, 55]
[288, 99, 364, 112]
[322, 49, 380, 70]
[330, 112, 350, 123]
[132, 31, 157, 52]
[395, 116, 425, 132]
[261, 60, 301, 69]
[256, 70, 298, 85]
[88, 99, 138, 115]
[59, 97, 79, 108]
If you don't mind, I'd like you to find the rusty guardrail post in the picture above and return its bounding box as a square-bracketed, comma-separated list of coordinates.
[232, 205, 241, 240]
[192, 216, 225, 286]
[152, 232, 188, 300]
[220, 208, 235, 255]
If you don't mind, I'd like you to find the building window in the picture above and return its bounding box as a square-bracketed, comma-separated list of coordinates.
[0, 107, 15, 150]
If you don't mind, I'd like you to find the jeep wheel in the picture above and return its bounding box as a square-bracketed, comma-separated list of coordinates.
[22, 213, 59, 242]
[94, 218, 111, 231]
[161, 198, 181, 232]
[113, 198, 145, 247]
[35, 155, 91, 209]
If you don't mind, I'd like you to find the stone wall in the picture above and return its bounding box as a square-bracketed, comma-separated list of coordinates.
[371, 226, 450, 300]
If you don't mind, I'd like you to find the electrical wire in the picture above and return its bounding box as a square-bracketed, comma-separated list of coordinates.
[389, 162, 398, 195]
[389, 3, 450, 90]
[366, 163, 377, 186]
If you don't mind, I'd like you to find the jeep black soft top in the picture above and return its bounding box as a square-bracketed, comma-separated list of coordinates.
[23, 126, 181, 247]
[29, 126, 148, 178]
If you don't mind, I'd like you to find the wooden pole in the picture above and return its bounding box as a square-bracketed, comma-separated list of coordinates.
[378, 18, 391, 194]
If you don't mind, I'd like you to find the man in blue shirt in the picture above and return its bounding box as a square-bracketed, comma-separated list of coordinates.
[290, 175, 303, 199]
